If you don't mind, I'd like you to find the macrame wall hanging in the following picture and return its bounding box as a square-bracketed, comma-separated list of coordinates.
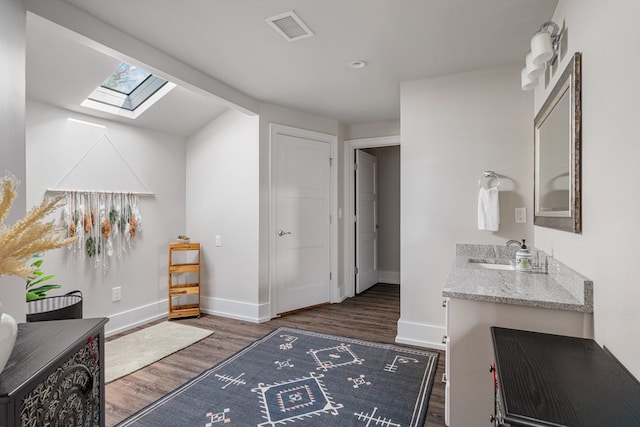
[62, 191, 144, 272]
[46, 134, 154, 273]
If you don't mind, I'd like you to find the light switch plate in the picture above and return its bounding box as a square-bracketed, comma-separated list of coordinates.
[112, 286, 121, 302]
[215, 235, 222, 247]
[515, 207, 527, 223]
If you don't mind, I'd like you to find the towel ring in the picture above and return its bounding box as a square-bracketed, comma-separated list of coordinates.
[478, 171, 500, 189]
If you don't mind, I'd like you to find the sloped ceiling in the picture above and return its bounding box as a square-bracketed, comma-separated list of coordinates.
[26, 15, 230, 138]
[27, 0, 558, 135]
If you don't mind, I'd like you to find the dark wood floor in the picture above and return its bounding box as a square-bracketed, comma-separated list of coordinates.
[105, 283, 446, 426]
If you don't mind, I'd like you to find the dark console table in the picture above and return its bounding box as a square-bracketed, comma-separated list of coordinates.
[491, 326, 640, 426]
[0, 318, 108, 427]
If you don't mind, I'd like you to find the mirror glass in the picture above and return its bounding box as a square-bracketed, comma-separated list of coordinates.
[534, 52, 581, 233]
[537, 85, 570, 213]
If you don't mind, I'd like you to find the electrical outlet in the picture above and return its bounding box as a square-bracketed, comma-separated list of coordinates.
[215, 235, 222, 247]
[515, 207, 527, 223]
[112, 286, 121, 302]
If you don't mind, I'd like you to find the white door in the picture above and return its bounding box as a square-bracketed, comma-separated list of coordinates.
[273, 132, 332, 314]
[355, 150, 378, 293]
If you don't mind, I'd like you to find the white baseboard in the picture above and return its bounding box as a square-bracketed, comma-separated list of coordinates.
[107, 293, 426, 340]
[201, 296, 269, 323]
[106, 299, 168, 336]
[106, 296, 269, 336]
[396, 318, 446, 351]
[378, 270, 400, 285]
[334, 282, 350, 303]
[334, 293, 349, 303]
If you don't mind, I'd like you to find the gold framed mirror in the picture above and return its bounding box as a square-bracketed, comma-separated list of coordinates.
[534, 52, 582, 233]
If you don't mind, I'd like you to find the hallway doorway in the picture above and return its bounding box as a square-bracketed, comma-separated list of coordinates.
[345, 135, 400, 298]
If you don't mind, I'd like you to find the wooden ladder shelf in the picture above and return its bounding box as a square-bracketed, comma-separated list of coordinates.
[168, 242, 201, 319]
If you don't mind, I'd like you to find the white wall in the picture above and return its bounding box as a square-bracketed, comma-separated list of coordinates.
[257, 103, 343, 310]
[534, 0, 640, 379]
[368, 146, 400, 282]
[346, 120, 400, 140]
[185, 109, 260, 321]
[0, 0, 27, 322]
[26, 101, 186, 333]
[400, 65, 534, 347]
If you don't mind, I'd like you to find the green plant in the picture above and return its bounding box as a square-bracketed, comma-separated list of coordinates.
[25, 254, 61, 302]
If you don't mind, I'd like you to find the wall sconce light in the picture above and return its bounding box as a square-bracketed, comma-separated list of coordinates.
[521, 21, 562, 91]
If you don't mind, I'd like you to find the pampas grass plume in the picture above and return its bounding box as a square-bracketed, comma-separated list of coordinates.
[0, 173, 77, 279]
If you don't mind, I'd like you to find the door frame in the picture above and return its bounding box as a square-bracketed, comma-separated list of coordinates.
[344, 135, 400, 298]
[269, 123, 338, 318]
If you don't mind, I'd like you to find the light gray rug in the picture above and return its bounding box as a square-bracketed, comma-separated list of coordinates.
[105, 321, 213, 383]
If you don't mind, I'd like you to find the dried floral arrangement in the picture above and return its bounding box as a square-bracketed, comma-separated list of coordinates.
[63, 191, 143, 272]
[0, 173, 76, 280]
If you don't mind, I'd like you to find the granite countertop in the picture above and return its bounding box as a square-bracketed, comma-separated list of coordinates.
[443, 244, 593, 313]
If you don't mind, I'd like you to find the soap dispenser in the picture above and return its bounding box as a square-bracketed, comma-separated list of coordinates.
[515, 239, 532, 271]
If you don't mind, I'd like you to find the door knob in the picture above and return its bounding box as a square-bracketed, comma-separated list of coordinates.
[278, 230, 292, 237]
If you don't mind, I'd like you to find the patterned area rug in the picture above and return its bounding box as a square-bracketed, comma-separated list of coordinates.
[116, 327, 439, 426]
[106, 321, 213, 383]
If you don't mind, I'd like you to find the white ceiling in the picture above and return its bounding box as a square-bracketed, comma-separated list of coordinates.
[26, 0, 558, 137]
[26, 16, 230, 138]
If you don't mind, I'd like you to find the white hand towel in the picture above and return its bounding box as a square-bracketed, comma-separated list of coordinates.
[478, 187, 500, 231]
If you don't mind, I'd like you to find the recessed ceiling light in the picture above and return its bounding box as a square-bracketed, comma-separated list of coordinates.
[349, 60, 368, 69]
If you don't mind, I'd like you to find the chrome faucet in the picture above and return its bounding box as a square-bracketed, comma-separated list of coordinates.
[505, 239, 523, 248]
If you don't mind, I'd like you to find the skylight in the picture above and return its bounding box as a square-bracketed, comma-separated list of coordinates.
[101, 63, 152, 95]
[82, 63, 176, 119]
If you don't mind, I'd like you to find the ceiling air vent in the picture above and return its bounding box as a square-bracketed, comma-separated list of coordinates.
[266, 10, 314, 42]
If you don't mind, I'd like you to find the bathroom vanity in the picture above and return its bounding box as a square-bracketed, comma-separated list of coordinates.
[442, 244, 593, 427]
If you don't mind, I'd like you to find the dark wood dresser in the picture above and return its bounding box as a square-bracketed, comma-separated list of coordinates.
[490, 326, 640, 427]
[0, 318, 108, 427]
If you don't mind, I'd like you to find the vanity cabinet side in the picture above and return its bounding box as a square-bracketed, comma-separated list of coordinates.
[443, 298, 450, 427]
